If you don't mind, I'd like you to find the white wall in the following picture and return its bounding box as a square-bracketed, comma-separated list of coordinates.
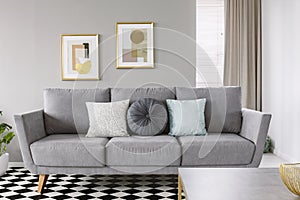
[262, 0, 300, 162]
[0, 0, 196, 161]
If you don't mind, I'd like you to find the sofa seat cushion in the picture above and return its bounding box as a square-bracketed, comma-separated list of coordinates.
[30, 134, 108, 167]
[178, 133, 255, 166]
[106, 136, 181, 166]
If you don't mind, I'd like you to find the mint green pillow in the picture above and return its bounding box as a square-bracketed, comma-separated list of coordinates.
[166, 99, 207, 136]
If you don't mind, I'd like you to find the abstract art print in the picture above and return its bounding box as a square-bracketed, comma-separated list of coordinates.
[116, 22, 154, 68]
[61, 34, 99, 80]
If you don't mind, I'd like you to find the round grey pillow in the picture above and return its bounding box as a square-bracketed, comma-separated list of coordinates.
[127, 98, 168, 136]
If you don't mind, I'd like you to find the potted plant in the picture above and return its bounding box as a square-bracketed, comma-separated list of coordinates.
[0, 111, 15, 176]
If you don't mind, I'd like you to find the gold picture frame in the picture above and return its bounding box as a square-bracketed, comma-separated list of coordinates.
[61, 34, 100, 80]
[116, 22, 154, 69]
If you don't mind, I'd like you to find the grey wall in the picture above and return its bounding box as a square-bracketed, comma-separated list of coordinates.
[262, 0, 300, 162]
[0, 0, 196, 161]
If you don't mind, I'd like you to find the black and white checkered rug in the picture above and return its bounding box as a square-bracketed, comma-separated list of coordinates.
[0, 167, 183, 200]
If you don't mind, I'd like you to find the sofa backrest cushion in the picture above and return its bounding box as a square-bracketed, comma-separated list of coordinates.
[176, 87, 242, 133]
[111, 87, 176, 133]
[44, 88, 110, 134]
[111, 87, 176, 103]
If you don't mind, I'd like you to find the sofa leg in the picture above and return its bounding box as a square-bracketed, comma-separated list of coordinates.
[37, 174, 49, 193]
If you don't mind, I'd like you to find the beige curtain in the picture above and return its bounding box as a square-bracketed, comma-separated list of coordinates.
[223, 0, 262, 110]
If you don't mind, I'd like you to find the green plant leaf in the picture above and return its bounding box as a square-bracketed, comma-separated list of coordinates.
[2, 146, 7, 154]
[0, 123, 12, 134]
[0, 125, 5, 134]
[0, 112, 15, 154]
[3, 132, 15, 145]
[1, 123, 12, 130]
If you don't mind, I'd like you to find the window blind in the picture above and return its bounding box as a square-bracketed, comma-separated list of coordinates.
[196, 0, 224, 87]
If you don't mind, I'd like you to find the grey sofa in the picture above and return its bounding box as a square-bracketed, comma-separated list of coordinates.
[14, 87, 271, 193]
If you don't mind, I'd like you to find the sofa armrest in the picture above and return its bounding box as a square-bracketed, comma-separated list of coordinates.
[14, 109, 47, 173]
[240, 108, 272, 167]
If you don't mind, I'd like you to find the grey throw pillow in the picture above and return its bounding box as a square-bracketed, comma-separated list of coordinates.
[127, 98, 168, 136]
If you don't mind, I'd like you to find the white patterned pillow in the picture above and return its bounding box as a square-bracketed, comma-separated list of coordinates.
[86, 100, 130, 137]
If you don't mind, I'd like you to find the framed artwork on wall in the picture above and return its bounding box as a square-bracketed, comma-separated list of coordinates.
[116, 22, 154, 69]
[61, 34, 99, 80]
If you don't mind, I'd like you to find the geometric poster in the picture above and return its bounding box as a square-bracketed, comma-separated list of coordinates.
[116, 23, 154, 68]
[61, 34, 99, 80]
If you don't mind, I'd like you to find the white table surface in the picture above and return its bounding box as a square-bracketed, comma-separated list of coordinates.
[178, 168, 300, 200]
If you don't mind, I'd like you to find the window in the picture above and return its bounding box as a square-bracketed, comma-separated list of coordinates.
[196, 0, 224, 87]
